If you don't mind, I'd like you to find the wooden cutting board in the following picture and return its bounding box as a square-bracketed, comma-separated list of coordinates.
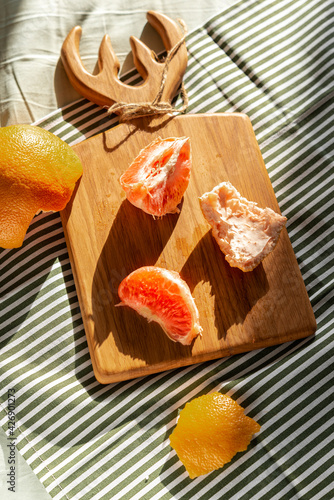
[60, 113, 316, 384]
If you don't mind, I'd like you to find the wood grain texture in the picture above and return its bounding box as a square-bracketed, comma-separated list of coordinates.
[60, 11, 188, 109]
[60, 113, 316, 384]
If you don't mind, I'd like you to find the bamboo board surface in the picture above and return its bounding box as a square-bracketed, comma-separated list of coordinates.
[60, 113, 316, 384]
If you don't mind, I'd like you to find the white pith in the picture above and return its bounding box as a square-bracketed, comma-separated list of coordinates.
[144, 138, 186, 189]
[200, 181, 287, 271]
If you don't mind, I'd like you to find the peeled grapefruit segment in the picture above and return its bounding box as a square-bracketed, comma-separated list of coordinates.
[117, 266, 202, 345]
[199, 181, 287, 272]
[120, 136, 191, 216]
[0, 124, 83, 249]
[169, 392, 261, 479]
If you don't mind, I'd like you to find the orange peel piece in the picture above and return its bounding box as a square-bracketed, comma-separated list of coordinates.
[0, 125, 83, 249]
[199, 181, 287, 271]
[169, 392, 260, 479]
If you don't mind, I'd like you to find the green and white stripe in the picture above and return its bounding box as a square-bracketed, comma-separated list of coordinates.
[1, 0, 333, 498]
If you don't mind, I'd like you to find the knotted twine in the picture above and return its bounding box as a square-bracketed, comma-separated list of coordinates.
[106, 19, 188, 122]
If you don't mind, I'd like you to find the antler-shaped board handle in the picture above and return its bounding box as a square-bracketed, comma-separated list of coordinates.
[61, 11, 188, 111]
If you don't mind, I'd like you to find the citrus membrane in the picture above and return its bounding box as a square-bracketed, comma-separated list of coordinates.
[199, 181, 287, 271]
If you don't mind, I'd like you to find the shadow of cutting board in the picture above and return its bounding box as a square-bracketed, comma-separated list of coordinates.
[60, 113, 316, 384]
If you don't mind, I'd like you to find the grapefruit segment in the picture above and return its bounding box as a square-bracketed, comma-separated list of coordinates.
[120, 136, 191, 216]
[117, 266, 202, 345]
[199, 181, 287, 272]
[170, 392, 261, 478]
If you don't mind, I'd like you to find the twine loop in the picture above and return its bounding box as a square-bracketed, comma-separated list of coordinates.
[106, 19, 188, 121]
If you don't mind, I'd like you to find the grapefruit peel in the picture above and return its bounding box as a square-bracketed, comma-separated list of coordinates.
[169, 392, 261, 479]
[0, 125, 83, 249]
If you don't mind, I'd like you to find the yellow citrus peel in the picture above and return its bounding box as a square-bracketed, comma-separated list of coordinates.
[169, 392, 260, 479]
[0, 125, 83, 248]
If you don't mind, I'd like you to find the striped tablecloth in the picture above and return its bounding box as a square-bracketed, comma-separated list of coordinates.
[1, 0, 333, 498]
